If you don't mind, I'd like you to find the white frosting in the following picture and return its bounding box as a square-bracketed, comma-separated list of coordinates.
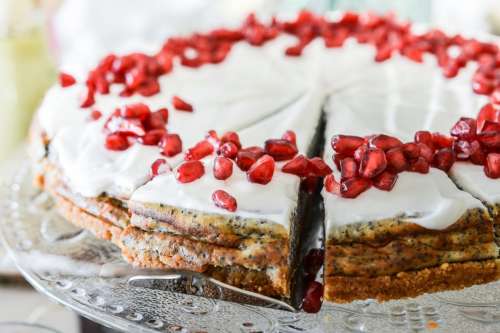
[450, 162, 500, 204]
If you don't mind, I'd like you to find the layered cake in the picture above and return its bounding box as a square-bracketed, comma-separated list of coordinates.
[30, 11, 499, 310]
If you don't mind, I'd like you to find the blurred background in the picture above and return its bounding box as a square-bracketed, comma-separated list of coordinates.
[0, 0, 500, 332]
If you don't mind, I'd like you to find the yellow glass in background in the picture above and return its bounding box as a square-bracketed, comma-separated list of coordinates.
[0, 0, 55, 161]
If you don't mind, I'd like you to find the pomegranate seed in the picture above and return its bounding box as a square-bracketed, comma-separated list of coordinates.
[484, 153, 500, 179]
[218, 142, 239, 159]
[402, 142, 420, 159]
[105, 117, 146, 137]
[247, 154, 275, 185]
[375, 44, 392, 62]
[90, 110, 102, 120]
[105, 133, 129, 151]
[477, 104, 500, 132]
[331, 135, 365, 155]
[302, 281, 323, 313]
[470, 141, 487, 165]
[144, 109, 167, 130]
[450, 117, 477, 140]
[453, 140, 472, 160]
[80, 86, 95, 108]
[432, 132, 454, 149]
[414, 131, 434, 149]
[205, 130, 220, 146]
[373, 171, 398, 191]
[139, 129, 166, 146]
[482, 121, 500, 132]
[213, 156, 233, 180]
[236, 147, 264, 171]
[176, 160, 205, 183]
[282, 130, 297, 146]
[121, 103, 151, 120]
[408, 156, 430, 174]
[368, 134, 403, 151]
[359, 148, 387, 178]
[137, 79, 161, 97]
[477, 131, 500, 149]
[264, 139, 298, 161]
[490, 88, 500, 105]
[151, 158, 170, 177]
[353, 144, 368, 163]
[308, 157, 333, 177]
[125, 67, 146, 89]
[59, 72, 76, 87]
[417, 143, 434, 162]
[442, 61, 459, 78]
[333, 153, 348, 171]
[432, 148, 456, 172]
[386, 147, 409, 173]
[185, 140, 214, 160]
[172, 95, 194, 112]
[324, 174, 340, 194]
[282, 155, 309, 177]
[285, 44, 304, 56]
[340, 157, 358, 179]
[472, 76, 494, 95]
[212, 190, 237, 212]
[160, 134, 183, 157]
[220, 131, 241, 149]
[340, 177, 372, 198]
[303, 248, 324, 276]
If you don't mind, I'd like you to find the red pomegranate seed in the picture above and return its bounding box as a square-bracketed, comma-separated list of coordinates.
[416, 143, 433, 162]
[408, 156, 430, 174]
[375, 44, 392, 62]
[105, 117, 146, 137]
[340, 157, 358, 179]
[213, 156, 233, 180]
[176, 160, 205, 183]
[482, 121, 500, 132]
[59, 72, 76, 87]
[308, 157, 333, 177]
[144, 109, 167, 130]
[121, 103, 151, 120]
[80, 86, 95, 108]
[386, 147, 409, 173]
[442, 61, 459, 78]
[402, 142, 420, 159]
[453, 140, 472, 160]
[432, 148, 456, 172]
[368, 134, 403, 151]
[470, 140, 487, 165]
[472, 74, 494, 95]
[282, 155, 309, 177]
[490, 88, 500, 105]
[414, 131, 434, 149]
[247, 154, 275, 185]
[302, 281, 323, 313]
[331, 135, 365, 155]
[185, 140, 214, 161]
[236, 147, 264, 171]
[220, 131, 241, 149]
[353, 144, 368, 163]
[212, 190, 237, 212]
[373, 171, 398, 191]
[477, 103, 500, 132]
[340, 177, 372, 198]
[172, 95, 194, 112]
[484, 153, 500, 179]
[477, 131, 500, 149]
[125, 67, 146, 90]
[105, 133, 129, 151]
[450, 117, 477, 140]
[333, 153, 348, 171]
[285, 43, 304, 57]
[432, 132, 454, 149]
[160, 134, 183, 157]
[264, 139, 298, 161]
[359, 148, 387, 178]
[150, 158, 170, 177]
[218, 142, 239, 159]
[324, 174, 341, 195]
[282, 130, 297, 146]
[138, 79, 161, 97]
[205, 130, 220, 146]
[139, 129, 166, 146]
[90, 110, 102, 120]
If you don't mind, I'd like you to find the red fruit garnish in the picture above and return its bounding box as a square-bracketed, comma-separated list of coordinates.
[302, 281, 323, 313]
[105, 117, 146, 137]
[414, 131, 434, 149]
[160, 134, 183, 157]
[402, 142, 420, 159]
[139, 129, 166, 146]
[477, 104, 500, 132]
[235, 146, 265, 171]
[218, 142, 239, 159]
[359, 148, 387, 178]
[417, 143, 434, 162]
[282, 155, 309, 177]
[484, 153, 500, 179]
[450, 117, 477, 140]
[482, 121, 500, 133]
[477, 131, 500, 149]
[385, 147, 409, 173]
[340, 177, 372, 198]
[490, 88, 500, 105]
[212, 190, 237, 212]
[368, 134, 403, 151]
[353, 144, 368, 162]
[247, 154, 275, 185]
[264, 139, 298, 161]
[333, 153, 348, 171]
[105, 133, 129, 151]
[172, 95, 194, 112]
[408, 156, 430, 174]
[144, 108, 168, 130]
[340, 157, 358, 179]
[176, 160, 205, 183]
[282, 130, 297, 146]
[324, 174, 340, 195]
[185, 140, 214, 160]
[150, 158, 170, 177]
[331, 135, 365, 155]
[308, 157, 333, 177]
[213, 156, 233, 180]
[80, 86, 95, 108]
[373, 171, 398, 191]
[453, 140, 471, 160]
[90, 110, 102, 120]
[220, 131, 241, 149]
[59, 72, 76, 87]
[205, 130, 220, 146]
[432, 132, 454, 149]
[469, 140, 487, 165]
[121, 103, 151, 120]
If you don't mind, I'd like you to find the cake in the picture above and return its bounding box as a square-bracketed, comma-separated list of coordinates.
[29, 11, 500, 311]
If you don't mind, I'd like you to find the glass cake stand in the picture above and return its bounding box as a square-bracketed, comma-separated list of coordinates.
[2, 154, 500, 333]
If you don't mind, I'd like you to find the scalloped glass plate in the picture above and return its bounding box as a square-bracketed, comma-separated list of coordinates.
[2, 154, 500, 333]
